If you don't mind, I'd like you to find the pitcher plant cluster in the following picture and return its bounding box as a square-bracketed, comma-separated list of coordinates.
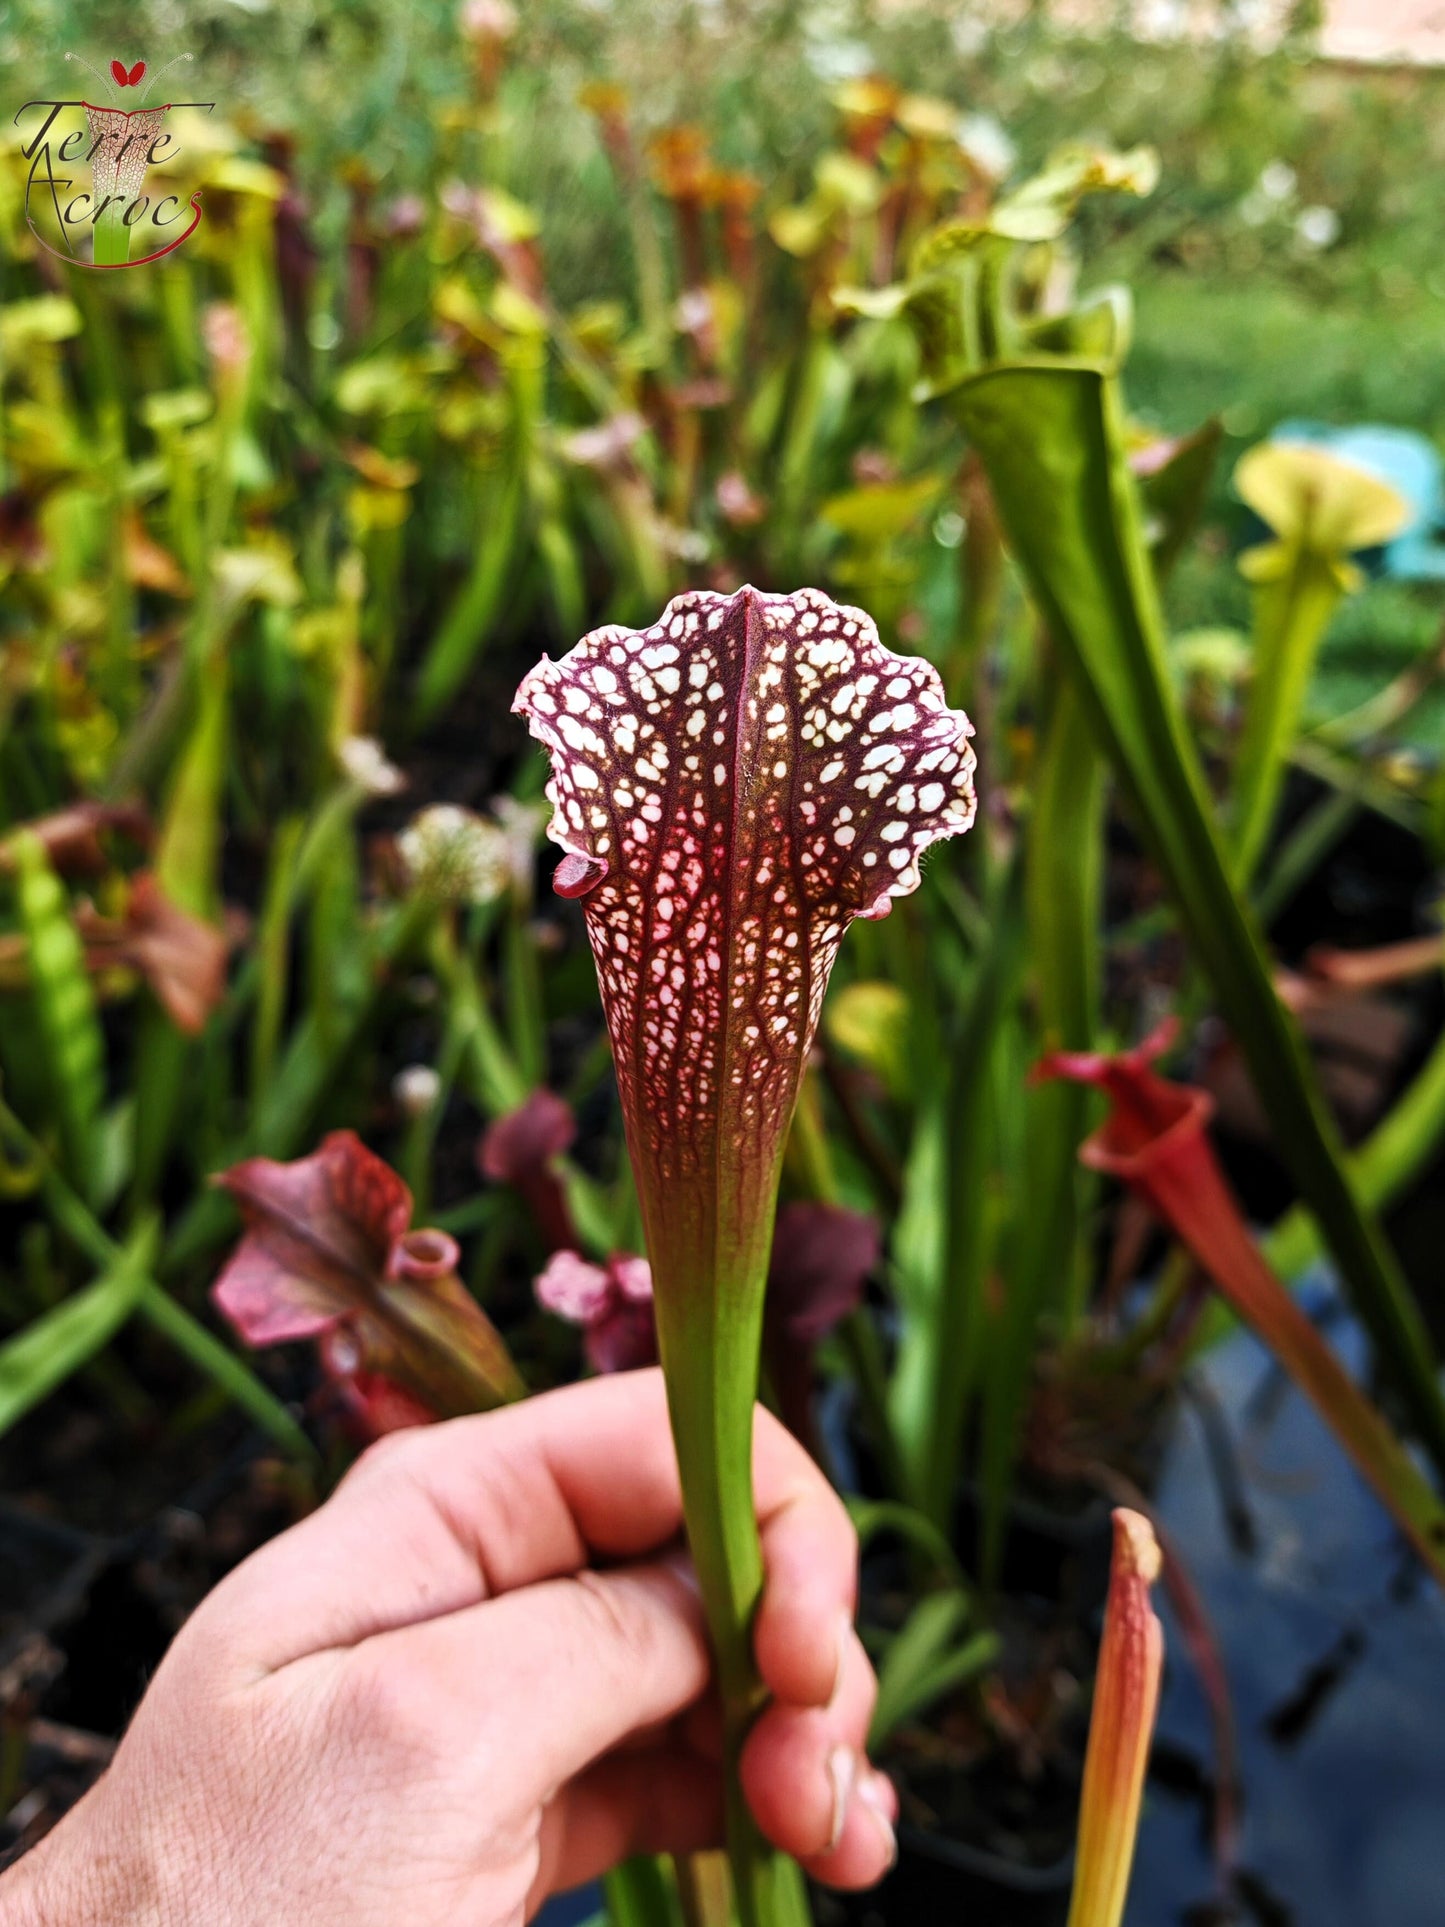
[2, 29, 1445, 1927]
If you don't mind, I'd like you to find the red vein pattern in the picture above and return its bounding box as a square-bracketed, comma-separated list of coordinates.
[515, 585, 976, 1182]
[84, 104, 168, 204]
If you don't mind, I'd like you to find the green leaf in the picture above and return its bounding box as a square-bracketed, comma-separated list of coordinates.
[870, 1589, 999, 1746]
[1230, 549, 1346, 886]
[820, 474, 945, 541]
[1134, 417, 1223, 582]
[130, 1012, 191, 1216]
[135, 1279, 315, 1461]
[0, 1222, 155, 1436]
[987, 144, 1160, 243]
[9, 831, 106, 1201]
[1021, 671, 1102, 1328]
[135, 659, 228, 1198]
[603, 1859, 683, 1927]
[413, 465, 524, 725]
[849, 1496, 971, 1588]
[0, 1082, 319, 1464]
[825, 981, 910, 1098]
[537, 512, 587, 639]
[963, 678, 1106, 1573]
[923, 872, 1024, 1532]
[251, 816, 305, 1103]
[156, 658, 228, 918]
[942, 358, 1445, 1473]
[0, 295, 84, 349]
[1022, 287, 1133, 364]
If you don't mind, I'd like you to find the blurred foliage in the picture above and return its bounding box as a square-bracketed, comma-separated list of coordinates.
[3, 0, 1445, 1871]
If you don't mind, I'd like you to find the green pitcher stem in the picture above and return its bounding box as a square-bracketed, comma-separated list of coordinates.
[662, 1348, 813, 1927]
[1231, 546, 1342, 887]
[649, 1180, 813, 1927]
[93, 202, 131, 268]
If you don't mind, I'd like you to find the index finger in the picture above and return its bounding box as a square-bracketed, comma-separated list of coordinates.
[200, 1369, 856, 1680]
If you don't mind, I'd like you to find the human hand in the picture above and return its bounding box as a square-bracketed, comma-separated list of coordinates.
[4, 1372, 896, 1927]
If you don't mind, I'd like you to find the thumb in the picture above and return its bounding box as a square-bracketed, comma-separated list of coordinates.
[360, 1552, 715, 1803]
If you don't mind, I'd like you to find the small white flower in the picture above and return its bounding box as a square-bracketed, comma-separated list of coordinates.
[1137, 0, 1188, 38]
[1259, 161, 1297, 203]
[339, 735, 406, 797]
[563, 413, 646, 471]
[803, 36, 875, 82]
[393, 1064, 442, 1118]
[663, 528, 711, 565]
[441, 179, 481, 222]
[202, 302, 251, 376]
[459, 0, 516, 39]
[492, 794, 548, 891]
[1295, 204, 1340, 251]
[951, 15, 989, 54]
[399, 805, 510, 906]
[956, 113, 1016, 182]
[325, 1328, 363, 1376]
[675, 288, 714, 337]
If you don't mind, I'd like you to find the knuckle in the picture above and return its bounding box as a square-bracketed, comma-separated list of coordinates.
[331, 1646, 443, 1768]
[570, 1569, 661, 1677]
[338, 1424, 540, 1599]
[343, 1425, 429, 1492]
[463, 1447, 538, 1588]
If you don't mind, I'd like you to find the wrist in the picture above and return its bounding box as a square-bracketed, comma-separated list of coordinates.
[1, 1782, 169, 1927]
[0, 1851, 45, 1927]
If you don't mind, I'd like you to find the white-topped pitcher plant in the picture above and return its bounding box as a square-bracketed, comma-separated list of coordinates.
[515, 585, 976, 1923]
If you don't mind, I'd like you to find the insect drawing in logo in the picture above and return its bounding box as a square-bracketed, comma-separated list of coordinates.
[16, 53, 214, 269]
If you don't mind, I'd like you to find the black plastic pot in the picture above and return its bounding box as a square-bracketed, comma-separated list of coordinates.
[814, 1823, 1073, 1927]
[950, 1480, 1114, 1613]
[825, 1365, 1116, 1925]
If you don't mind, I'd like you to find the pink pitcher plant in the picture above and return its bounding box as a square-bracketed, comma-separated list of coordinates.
[212, 1130, 522, 1440]
[534, 1248, 657, 1374]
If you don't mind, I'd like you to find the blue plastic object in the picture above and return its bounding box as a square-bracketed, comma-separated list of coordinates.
[1269, 420, 1445, 580]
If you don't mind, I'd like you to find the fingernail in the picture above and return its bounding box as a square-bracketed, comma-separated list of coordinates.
[829, 1607, 853, 1707]
[827, 1746, 857, 1853]
[857, 1770, 898, 1868]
